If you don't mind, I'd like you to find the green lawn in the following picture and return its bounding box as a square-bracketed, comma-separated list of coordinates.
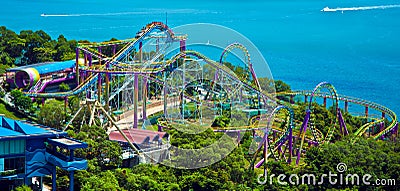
[0, 102, 25, 120]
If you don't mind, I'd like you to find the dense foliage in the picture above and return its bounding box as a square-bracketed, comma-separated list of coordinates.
[37, 99, 66, 129]
[57, 124, 399, 191]
[9, 89, 33, 112]
[0, 26, 76, 70]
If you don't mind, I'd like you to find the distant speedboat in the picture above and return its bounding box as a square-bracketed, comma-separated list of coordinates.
[41, 13, 47, 17]
[321, 7, 336, 12]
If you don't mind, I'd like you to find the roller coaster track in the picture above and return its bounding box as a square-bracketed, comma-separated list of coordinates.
[107, 51, 168, 102]
[24, 47, 397, 142]
[248, 106, 294, 168]
[79, 22, 176, 68]
[219, 42, 262, 91]
[23, 74, 98, 98]
[23, 22, 174, 98]
[167, 51, 275, 102]
[353, 119, 385, 137]
[278, 91, 398, 140]
[82, 50, 275, 103]
[25, 46, 397, 141]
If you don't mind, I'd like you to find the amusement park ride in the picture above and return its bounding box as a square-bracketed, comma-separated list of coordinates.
[14, 22, 398, 169]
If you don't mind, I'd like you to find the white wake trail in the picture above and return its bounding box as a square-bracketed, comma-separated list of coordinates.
[321, 4, 400, 12]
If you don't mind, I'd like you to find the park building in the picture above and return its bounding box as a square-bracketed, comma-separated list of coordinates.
[0, 115, 87, 191]
[109, 128, 170, 167]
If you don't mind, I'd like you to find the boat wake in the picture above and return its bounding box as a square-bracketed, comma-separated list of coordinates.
[41, 12, 161, 17]
[321, 4, 400, 12]
[40, 9, 203, 17]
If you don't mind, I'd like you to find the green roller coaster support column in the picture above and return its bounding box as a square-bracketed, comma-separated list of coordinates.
[365, 105, 369, 118]
[304, 95, 308, 103]
[345, 101, 349, 112]
[323, 96, 327, 108]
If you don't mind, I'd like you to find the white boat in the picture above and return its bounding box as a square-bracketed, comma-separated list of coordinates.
[321, 7, 336, 12]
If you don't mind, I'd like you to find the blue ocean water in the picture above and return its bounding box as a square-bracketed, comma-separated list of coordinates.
[1, 0, 399, 115]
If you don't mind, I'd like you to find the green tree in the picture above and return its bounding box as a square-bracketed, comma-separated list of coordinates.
[257, 77, 275, 93]
[67, 96, 80, 114]
[10, 89, 33, 112]
[304, 137, 400, 190]
[54, 35, 76, 61]
[211, 115, 230, 127]
[14, 185, 32, 191]
[274, 80, 291, 93]
[37, 99, 65, 129]
[33, 46, 56, 62]
[59, 82, 70, 92]
[0, 26, 25, 66]
[81, 171, 123, 191]
[19, 30, 55, 64]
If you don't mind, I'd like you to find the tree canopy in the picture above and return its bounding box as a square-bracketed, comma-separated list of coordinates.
[0, 26, 76, 72]
[37, 99, 65, 129]
[10, 89, 33, 112]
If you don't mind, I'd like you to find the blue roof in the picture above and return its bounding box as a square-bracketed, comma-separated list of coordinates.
[0, 116, 51, 138]
[2, 117, 15, 130]
[7, 60, 75, 74]
[0, 126, 23, 137]
[15, 121, 48, 135]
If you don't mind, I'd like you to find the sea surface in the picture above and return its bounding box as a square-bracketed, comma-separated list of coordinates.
[1, 0, 399, 116]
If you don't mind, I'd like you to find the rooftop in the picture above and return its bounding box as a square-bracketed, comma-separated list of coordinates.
[47, 138, 88, 149]
[7, 60, 75, 74]
[109, 128, 168, 146]
[0, 116, 66, 140]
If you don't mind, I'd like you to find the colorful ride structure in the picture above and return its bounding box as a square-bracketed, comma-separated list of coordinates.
[7, 22, 398, 169]
[5, 60, 76, 93]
